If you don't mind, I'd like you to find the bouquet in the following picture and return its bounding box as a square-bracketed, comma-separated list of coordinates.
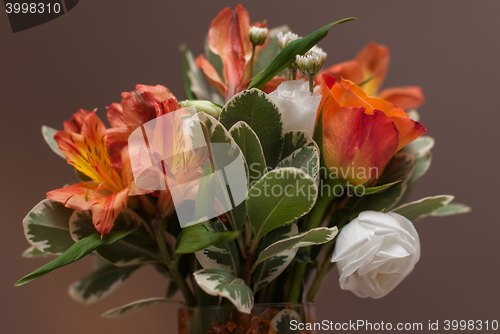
[18, 4, 469, 333]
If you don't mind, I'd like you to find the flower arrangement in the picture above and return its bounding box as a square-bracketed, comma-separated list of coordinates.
[18, 4, 469, 333]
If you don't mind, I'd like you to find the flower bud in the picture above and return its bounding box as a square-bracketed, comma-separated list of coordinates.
[277, 31, 299, 49]
[180, 100, 222, 119]
[249, 26, 269, 46]
[295, 46, 327, 75]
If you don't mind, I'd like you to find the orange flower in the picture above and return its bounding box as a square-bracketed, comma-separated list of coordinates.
[320, 79, 427, 185]
[47, 111, 149, 235]
[319, 43, 424, 110]
[195, 5, 269, 100]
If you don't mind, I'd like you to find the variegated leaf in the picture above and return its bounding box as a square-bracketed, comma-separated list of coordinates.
[280, 131, 315, 161]
[277, 146, 319, 179]
[193, 269, 253, 314]
[21, 246, 54, 258]
[182, 45, 210, 100]
[69, 210, 162, 266]
[42, 125, 65, 158]
[69, 263, 142, 304]
[23, 199, 75, 255]
[102, 297, 183, 320]
[195, 220, 241, 276]
[254, 226, 338, 269]
[431, 203, 471, 216]
[272, 309, 302, 334]
[392, 195, 455, 221]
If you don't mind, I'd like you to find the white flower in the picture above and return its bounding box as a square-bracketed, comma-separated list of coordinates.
[277, 31, 299, 49]
[296, 46, 327, 75]
[268, 80, 322, 136]
[249, 26, 268, 46]
[332, 211, 420, 299]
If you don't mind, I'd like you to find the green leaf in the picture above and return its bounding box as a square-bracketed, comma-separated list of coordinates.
[272, 309, 302, 334]
[220, 89, 284, 168]
[253, 25, 291, 75]
[16, 230, 134, 286]
[431, 203, 471, 216]
[21, 246, 54, 258]
[176, 222, 238, 254]
[392, 195, 455, 221]
[403, 136, 434, 159]
[229, 121, 267, 186]
[193, 269, 254, 314]
[247, 168, 317, 243]
[253, 224, 298, 292]
[23, 199, 75, 255]
[70, 210, 161, 266]
[348, 180, 401, 195]
[281, 131, 315, 161]
[102, 297, 183, 320]
[69, 263, 141, 304]
[253, 227, 338, 269]
[294, 248, 312, 263]
[195, 220, 241, 276]
[248, 18, 356, 89]
[181, 45, 210, 100]
[41, 125, 65, 159]
[277, 146, 319, 179]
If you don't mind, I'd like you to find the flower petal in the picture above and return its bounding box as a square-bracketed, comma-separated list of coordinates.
[106, 127, 131, 172]
[91, 188, 129, 235]
[356, 42, 390, 96]
[378, 86, 425, 110]
[63, 109, 91, 133]
[107, 103, 127, 128]
[47, 181, 97, 211]
[195, 54, 227, 97]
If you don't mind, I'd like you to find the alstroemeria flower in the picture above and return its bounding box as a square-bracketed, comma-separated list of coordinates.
[106, 84, 180, 171]
[47, 111, 149, 235]
[320, 79, 427, 185]
[195, 5, 269, 100]
[319, 43, 424, 110]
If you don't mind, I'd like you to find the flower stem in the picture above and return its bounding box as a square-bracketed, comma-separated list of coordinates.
[292, 69, 297, 80]
[308, 73, 314, 93]
[250, 45, 256, 78]
[307, 261, 335, 302]
[155, 218, 196, 306]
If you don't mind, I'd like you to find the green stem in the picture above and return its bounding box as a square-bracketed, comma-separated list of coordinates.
[155, 218, 196, 306]
[288, 262, 306, 303]
[250, 45, 256, 78]
[292, 69, 297, 80]
[307, 261, 335, 302]
[308, 73, 314, 93]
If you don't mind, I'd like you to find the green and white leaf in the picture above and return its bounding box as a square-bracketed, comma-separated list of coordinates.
[16, 230, 134, 286]
[254, 227, 338, 269]
[392, 195, 454, 221]
[70, 210, 161, 266]
[102, 297, 183, 320]
[181, 45, 210, 100]
[431, 203, 471, 216]
[193, 269, 253, 314]
[220, 89, 284, 168]
[348, 180, 401, 196]
[69, 263, 142, 305]
[403, 136, 434, 158]
[272, 309, 302, 334]
[277, 146, 319, 179]
[42, 125, 65, 159]
[195, 220, 241, 276]
[247, 167, 317, 243]
[23, 199, 75, 255]
[281, 131, 315, 161]
[176, 222, 238, 254]
[21, 246, 54, 258]
[229, 121, 267, 186]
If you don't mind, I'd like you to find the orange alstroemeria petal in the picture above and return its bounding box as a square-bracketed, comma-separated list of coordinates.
[107, 103, 127, 128]
[121, 146, 151, 196]
[91, 188, 129, 236]
[321, 59, 363, 85]
[47, 181, 98, 211]
[323, 106, 399, 185]
[356, 42, 390, 97]
[63, 109, 91, 133]
[106, 127, 131, 172]
[378, 86, 425, 110]
[195, 54, 227, 97]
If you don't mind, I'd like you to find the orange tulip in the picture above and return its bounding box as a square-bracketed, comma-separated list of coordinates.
[320, 79, 427, 185]
[319, 43, 424, 110]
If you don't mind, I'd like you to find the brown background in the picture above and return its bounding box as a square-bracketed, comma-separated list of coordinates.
[1, 0, 499, 333]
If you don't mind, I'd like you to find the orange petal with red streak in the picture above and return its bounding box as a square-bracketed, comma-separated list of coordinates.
[378, 86, 425, 110]
[195, 54, 227, 97]
[91, 188, 129, 236]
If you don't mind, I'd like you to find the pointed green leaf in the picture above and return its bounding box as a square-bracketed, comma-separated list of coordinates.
[69, 263, 142, 304]
[254, 227, 338, 269]
[16, 230, 134, 286]
[294, 247, 312, 263]
[102, 297, 183, 320]
[247, 168, 317, 243]
[23, 199, 75, 255]
[253, 25, 291, 75]
[403, 136, 434, 159]
[220, 89, 284, 168]
[181, 45, 210, 100]
[277, 146, 319, 179]
[176, 222, 238, 254]
[229, 121, 267, 186]
[348, 180, 401, 195]
[248, 18, 356, 89]
[70, 210, 161, 266]
[193, 269, 254, 314]
[42, 125, 65, 159]
[392, 195, 455, 221]
[431, 203, 471, 217]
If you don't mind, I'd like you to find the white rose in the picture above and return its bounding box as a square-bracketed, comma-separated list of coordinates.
[331, 211, 420, 299]
[268, 80, 321, 136]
